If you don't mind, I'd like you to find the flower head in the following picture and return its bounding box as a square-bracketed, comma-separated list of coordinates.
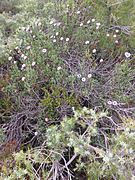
[56, 32, 59, 36]
[57, 66, 62, 71]
[112, 101, 118, 106]
[92, 18, 95, 22]
[82, 77, 86, 82]
[85, 41, 89, 45]
[24, 56, 27, 60]
[21, 64, 26, 70]
[87, 20, 91, 24]
[107, 100, 112, 105]
[32, 62, 36, 66]
[125, 52, 131, 58]
[66, 38, 69, 42]
[26, 45, 31, 50]
[88, 74, 92, 78]
[76, 11, 81, 14]
[100, 59, 104, 62]
[60, 37, 64, 41]
[77, 74, 81, 78]
[80, 23, 83, 27]
[92, 49, 96, 53]
[8, 56, 12, 61]
[22, 77, 25, 81]
[34, 131, 38, 136]
[42, 49, 47, 53]
[53, 39, 56, 43]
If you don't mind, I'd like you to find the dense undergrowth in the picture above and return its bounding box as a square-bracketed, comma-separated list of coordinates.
[0, 0, 135, 179]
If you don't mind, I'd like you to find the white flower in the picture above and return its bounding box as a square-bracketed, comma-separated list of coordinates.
[115, 40, 119, 44]
[32, 62, 36, 66]
[92, 18, 95, 22]
[60, 37, 64, 41]
[112, 101, 118, 106]
[38, 22, 42, 26]
[106, 33, 110, 37]
[115, 29, 119, 33]
[82, 77, 86, 82]
[15, 46, 19, 50]
[22, 77, 25, 81]
[96, 26, 99, 30]
[42, 49, 47, 53]
[50, 35, 54, 39]
[34, 131, 38, 136]
[49, 20, 54, 25]
[21, 64, 26, 69]
[88, 74, 92, 78]
[24, 56, 27, 60]
[77, 74, 81, 78]
[26, 45, 31, 50]
[129, 148, 133, 154]
[53, 39, 56, 43]
[30, 30, 32, 34]
[92, 49, 96, 53]
[113, 34, 117, 38]
[107, 100, 112, 105]
[76, 11, 81, 14]
[56, 32, 59, 36]
[56, 22, 61, 27]
[14, 61, 17, 64]
[66, 38, 69, 42]
[8, 56, 12, 61]
[33, 35, 36, 38]
[100, 59, 104, 62]
[26, 26, 30, 32]
[57, 66, 62, 70]
[80, 23, 83, 27]
[85, 41, 89, 45]
[125, 52, 131, 58]
[87, 20, 91, 24]
[45, 118, 48, 122]
[96, 22, 101, 26]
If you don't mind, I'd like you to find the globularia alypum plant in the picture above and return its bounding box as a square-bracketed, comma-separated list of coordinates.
[0, 0, 135, 180]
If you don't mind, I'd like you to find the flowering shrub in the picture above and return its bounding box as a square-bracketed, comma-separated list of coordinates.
[0, 0, 135, 179]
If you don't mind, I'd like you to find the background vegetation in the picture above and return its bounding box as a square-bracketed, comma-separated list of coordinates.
[0, 0, 135, 179]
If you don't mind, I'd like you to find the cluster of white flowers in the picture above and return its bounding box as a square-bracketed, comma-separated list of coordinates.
[77, 73, 92, 81]
[107, 100, 118, 106]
